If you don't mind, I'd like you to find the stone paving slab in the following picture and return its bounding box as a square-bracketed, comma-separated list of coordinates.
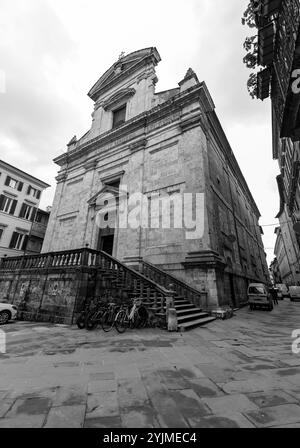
[0, 300, 300, 428]
[188, 412, 256, 428]
[44, 405, 86, 428]
[244, 404, 300, 428]
[245, 390, 299, 408]
[203, 394, 259, 414]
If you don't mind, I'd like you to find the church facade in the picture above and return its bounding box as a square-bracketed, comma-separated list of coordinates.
[42, 47, 269, 309]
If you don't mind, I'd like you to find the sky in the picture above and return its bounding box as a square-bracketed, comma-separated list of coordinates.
[0, 0, 280, 264]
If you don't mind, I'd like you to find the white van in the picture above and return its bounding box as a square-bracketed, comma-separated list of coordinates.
[247, 283, 273, 311]
[289, 286, 300, 302]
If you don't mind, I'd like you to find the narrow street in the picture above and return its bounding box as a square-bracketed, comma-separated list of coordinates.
[1, 299, 300, 428]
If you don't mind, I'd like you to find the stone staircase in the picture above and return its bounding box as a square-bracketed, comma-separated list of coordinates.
[139, 260, 216, 331]
[174, 297, 216, 331]
[97, 255, 216, 331]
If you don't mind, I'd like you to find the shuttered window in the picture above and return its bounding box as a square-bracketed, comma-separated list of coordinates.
[27, 185, 41, 199]
[19, 204, 37, 221]
[9, 232, 28, 250]
[0, 194, 17, 215]
[5, 176, 23, 192]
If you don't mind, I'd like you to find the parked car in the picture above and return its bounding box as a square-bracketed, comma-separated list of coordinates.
[275, 283, 289, 299]
[0, 302, 18, 324]
[247, 283, 273, 311]
[289, 286, 300, 302]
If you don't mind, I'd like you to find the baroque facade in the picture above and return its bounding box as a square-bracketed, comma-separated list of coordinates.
[43, 47, 269, 308]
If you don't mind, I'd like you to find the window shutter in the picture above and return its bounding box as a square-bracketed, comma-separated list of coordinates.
[36, 190, 41, 200]
[17, 182, 24, 192]
[22, 235, 29, 251]
[5, 176, 11, 186]
[9, 199, 17, 216]
[9, 232, 18, 249]
[19, 203, 26, 218]
[0, 194, 5, 211]
[30, 207, 37, 222]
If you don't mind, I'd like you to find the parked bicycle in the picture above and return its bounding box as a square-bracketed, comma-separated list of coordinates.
[101, 302, 120, 332]
[114, 298, 148, 333]
[86, 300, 109, 331]
[76, 300, 93, 329]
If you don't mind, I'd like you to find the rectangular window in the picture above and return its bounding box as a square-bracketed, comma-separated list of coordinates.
[9, 232, 28, 250]
[0, 228, 3, 241]
[19, 203, 36, 221]
[112, 104, 126, 128]
[0, 194, 17, 215]
[27, 185, 41, 199]
[5, 176, 23, 192]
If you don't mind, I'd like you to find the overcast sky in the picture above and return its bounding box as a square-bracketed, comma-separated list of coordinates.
[0, 0, 280, 264]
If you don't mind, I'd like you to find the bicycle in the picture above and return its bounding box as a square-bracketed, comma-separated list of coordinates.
[115, 298, 148, 333]
[101, 302, 120, 332]
[85, 300, 108, 331]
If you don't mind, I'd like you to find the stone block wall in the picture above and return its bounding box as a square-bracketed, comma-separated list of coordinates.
[0, 267, 93, 324]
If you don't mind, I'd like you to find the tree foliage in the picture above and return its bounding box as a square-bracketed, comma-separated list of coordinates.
[242, 2, 259, 99]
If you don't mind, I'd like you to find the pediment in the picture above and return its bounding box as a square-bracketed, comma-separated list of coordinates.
[88, 47, 161, 101]
[88, 184, 127, 208]
[100, 88, 136, 111]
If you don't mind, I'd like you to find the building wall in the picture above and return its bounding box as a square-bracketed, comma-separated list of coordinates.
[0, 161, 49, 258]
[274, 206, 300, 285]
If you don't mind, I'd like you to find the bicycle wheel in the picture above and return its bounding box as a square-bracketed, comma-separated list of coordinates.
[76, 313, 86, 329]
[137, 306, 148, 328]
[129, 311, 139, 329]
[102, 310, 115, 332]
[115, 310, 127, 334]
[86, 312, 97, 331]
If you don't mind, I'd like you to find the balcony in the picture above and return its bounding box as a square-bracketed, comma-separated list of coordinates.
[30, 221, 47, 239]
[258, 22, 276, 67]
[257, 68, 272, 100]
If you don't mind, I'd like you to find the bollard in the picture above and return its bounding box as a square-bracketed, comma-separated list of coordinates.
[167, 308, 178, 332]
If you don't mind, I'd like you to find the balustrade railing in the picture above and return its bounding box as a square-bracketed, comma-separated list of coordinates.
[140, 260, 208, 309]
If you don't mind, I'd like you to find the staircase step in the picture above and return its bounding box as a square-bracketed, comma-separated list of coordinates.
[174, 304, 196, 310]
[174, 299, 193, 305]
[177, 312, 210, 324]
[176, 308, 202, 316]
[179, 316, 216, 332]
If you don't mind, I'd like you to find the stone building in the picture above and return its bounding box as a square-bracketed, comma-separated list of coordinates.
[269, 257, 281, 284]
[0, 159, 50, 258]
[273, 204, 300, 285]
[42, 47, 269, 309]
[252, 1, 300, 253]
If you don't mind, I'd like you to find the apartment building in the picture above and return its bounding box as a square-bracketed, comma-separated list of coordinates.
[0, 160, 50, 258]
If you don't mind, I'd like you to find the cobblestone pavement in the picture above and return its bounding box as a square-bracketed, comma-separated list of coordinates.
[0, 299, 300, 428]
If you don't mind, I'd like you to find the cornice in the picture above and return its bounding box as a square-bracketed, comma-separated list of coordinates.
[55, 172, 68, 183]
[54, 84, 206, 169]
[128, 138, 147, 153]
[84, 160, 98, 172]
[100, 170, 125, 184]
